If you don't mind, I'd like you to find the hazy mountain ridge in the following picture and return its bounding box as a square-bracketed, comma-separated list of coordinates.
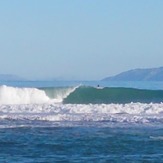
[0, 74, 26, 81]
[103, 67, 163, 81]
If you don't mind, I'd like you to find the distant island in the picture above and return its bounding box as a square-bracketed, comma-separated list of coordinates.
[103, 67, 163, 81]
[0, 74, 25, 81]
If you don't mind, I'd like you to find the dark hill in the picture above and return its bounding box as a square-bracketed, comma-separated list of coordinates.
[103, 67, 163, 81]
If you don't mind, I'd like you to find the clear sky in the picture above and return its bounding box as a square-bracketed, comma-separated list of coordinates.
[0, 0, 163, 80]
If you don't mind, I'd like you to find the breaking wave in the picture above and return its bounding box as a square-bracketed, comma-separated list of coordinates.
[0, 85, 77, 105]
[1, 85, 163, 105]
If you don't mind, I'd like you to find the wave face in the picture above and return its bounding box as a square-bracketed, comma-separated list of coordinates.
[42, 86, 78, 103]
[63, 86, 163, 104]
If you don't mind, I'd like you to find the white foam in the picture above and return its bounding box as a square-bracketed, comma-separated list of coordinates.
[0, 85, 78, 105]
[0, 102, 163, 124]
[150, 136, 163, 140]
[0, 85, 50, 105]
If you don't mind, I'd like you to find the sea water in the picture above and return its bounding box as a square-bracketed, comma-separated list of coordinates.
[0, 81, 163, 162]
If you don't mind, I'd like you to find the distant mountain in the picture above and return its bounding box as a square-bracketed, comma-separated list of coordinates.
[103, 67, 163, 81]
[0, 74, 25, 81]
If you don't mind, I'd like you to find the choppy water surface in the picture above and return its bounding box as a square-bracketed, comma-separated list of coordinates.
[0, 125, 163, 162]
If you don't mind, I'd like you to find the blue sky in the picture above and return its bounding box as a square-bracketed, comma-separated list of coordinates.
[0, 0, 163, 80]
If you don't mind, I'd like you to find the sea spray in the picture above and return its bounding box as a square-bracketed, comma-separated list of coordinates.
[0, 85, 50, 105]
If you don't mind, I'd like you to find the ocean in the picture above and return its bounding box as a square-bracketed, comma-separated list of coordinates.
[0, 81, 163, 162]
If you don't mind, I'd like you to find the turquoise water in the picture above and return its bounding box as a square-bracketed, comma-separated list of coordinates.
[63, 86, 163, 104]
[0, 81, 163, 162]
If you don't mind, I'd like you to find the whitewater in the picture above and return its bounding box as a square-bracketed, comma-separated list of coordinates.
[0, 85, 77, 105]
